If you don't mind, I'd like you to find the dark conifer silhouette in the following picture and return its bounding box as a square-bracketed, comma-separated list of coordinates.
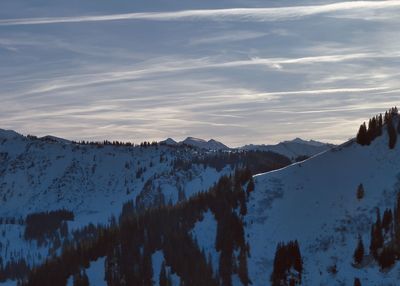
[353, 235, 364, 265]
[271, 240, 303, 286]
[356, 184, 365, 200]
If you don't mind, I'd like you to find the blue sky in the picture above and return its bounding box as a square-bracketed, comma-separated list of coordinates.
[1, 0, 400, 146]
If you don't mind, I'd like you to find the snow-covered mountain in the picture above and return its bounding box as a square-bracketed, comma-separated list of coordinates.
[160, 136, 334, 160]
[0, 130, 236, 271]
[161, 137, 229, 150]
[4, 111, 400, 286]
[0, 130, 230, 223]
[61, 119, 400, 286]
[244, 123, 400, 285]
[241, 138, 334, 160]
[0, 128, 292, 280]
[160, 138, 178, 146]
[182, 137, 229, 151]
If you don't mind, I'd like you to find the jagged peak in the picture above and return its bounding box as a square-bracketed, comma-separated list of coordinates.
[180, 137, 229, 150]
[160, 138, 178, 145]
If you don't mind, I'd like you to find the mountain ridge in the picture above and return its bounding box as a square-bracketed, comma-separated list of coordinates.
[160, 135, 335, 159]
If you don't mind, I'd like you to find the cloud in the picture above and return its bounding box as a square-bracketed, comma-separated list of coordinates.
[4, 50, 399, 100]
[1, 0, 400, 26]
[188, 31, 268, 45]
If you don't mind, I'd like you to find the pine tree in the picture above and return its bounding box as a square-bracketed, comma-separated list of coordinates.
[382, 209, 393, 233]
[397, 120, 400, 134]
[388, 118, 397, 149]
[356, 184, 365, 200]
[159, 261, 167, 286]
[378, 114, 383, 132]
[353, 235, 364, 265]
[378, 246, 395, 269]
[246, 178, 255, 195]
[356, 122, 368, 145]
[238, 248, 250, 286]
[271, 243, 286, 286]
[271, 241, 302, 286]
[394, 192, 400, 244]
[292, 240, 303, 278]
[370, 209, 383, 259]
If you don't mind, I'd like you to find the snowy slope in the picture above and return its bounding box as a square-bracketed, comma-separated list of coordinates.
[0, 130, 228, 223]
[4, 125, 398, 286]
[245, 130, 400, 285]
[0, 129, 234, 270]
[241, 138, 334, 160]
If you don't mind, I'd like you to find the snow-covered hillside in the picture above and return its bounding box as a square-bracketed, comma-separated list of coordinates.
[0, 128, 295, 278]
[3, 119, 400, 286]
[0, 129, 227, 223]
[0, 129, 236, 270]
[241, 138, 334, 160]
[245, 125, 400, 285]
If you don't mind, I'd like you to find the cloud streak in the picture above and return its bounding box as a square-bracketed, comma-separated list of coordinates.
[4, 51, 399, 99]
[1, 0, 400, 26]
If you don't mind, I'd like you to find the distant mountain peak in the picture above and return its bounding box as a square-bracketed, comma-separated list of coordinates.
[240, 138, 334, 160]
[290, 137, 308, 144]
[40, 135, 71, 144]
[183, 137, 207, 143]
[181, 137, 229, 150]
[283, 137, 329, 147]
[160, 138, 178, 145]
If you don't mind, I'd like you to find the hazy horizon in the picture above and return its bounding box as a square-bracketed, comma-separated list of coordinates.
[1, 126, 340, 148]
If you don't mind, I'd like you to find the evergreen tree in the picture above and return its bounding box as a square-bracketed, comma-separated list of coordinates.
[356, 123, 368, 145]
[159, 261, 167, 286]
[387, 118, 397, 149]
[382, 209, 393, 233]
[370, 209, 383, 259]
[397, 120, 400, 134]
[378, 114, 383, 133]
[271, 241, 302, 286]
[356, 184, 365, 200]
[246, 178, 255, 195]
[238, 248, 250, 286]
[378, 246, 395, 269]
[353, 235, 364, 265]
[394, 192, 400, 244]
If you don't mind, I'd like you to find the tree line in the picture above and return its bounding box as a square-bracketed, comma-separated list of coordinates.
[21, 169, 253, 286]
[356, 107, 399, 149]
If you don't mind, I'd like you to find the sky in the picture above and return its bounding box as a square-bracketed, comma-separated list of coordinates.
[0, 0, 400, 147]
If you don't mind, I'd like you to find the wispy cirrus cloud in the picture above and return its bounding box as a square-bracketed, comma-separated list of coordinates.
[188, 31, 268, 46]
[3, 51, 399, 99]
[1, 0, 400, 26]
